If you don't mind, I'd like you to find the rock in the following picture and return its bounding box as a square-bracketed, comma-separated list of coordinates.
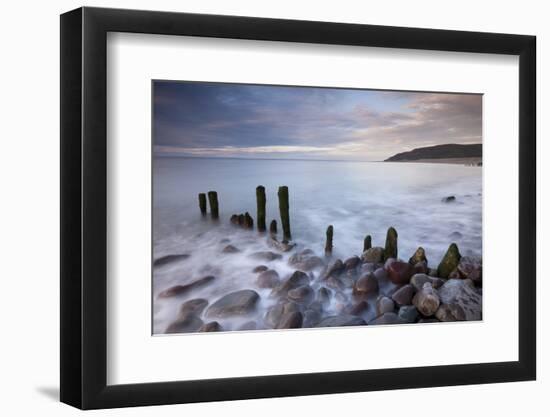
[157, 276, 216, 298]
[468, 268, 482, 285]
[418, 318, 440, 323]
[153, 254, 190, 267]
[435, 304, 466, 321]
[256, 269, 280, 288]
[448, 270, 461, 279]
[271, 270, 309, 297]
[317, 287, 331, 306]
[384, 257, 397, 270]
[303, 309, 321, 327]
[265, 304, 285, 328]
[457, 256, 482, 282]
[361, 247, 384, 263]
[323, 259, 344, 278]
[384, 227, 398, 261]
[362, 263, 379, 274]
[198, 321, 222, 332]
[412, 283, 440, 316]
[373, 267, 387, 281]
[412, 261, 429, 274]
[267, 236, 296, 252]
[288, 251, 324, 271]
[222, 245, 240, 254]
[179, 298, 208, 317]
[287, 285, 314, 303]
[376, 296, 395, 316]
[264, 302, 301, 328]
[250, 251, 283, 262]
[333, 292, 348, 313]
[428, 268, 438, 277]
[316, 315, 366, 327]
[276, 311, 303, 329]
[449, 231, 463, 240]
[369, 312, 405, 325]
[344, 256, 361, 270]
[387, 261, 414, 285]
[353, 273, 379, 296]
[437, 243, 462, 278]
[438, 279, 482, 321]
[206, 290, 260, 318]
[339, 275, 356, 288]
[348, 300, 369, 315]
[252, 265, 269, 273]
[410, 273, 444, 292]
[442, 195, 456, 203]
[165, 314, 203, 333]
[237, 321, 257, 331]
[306, 302, 321, 315]
[398, 305, 419, 323]
[408, 247, 427, 266]
[391, 284, 415, 306]
[325, 276, 344, 290]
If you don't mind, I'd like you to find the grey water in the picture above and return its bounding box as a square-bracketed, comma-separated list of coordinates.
[153, 157, 482, 334]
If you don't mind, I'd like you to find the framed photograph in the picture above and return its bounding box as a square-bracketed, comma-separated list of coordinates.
[60, 6, 536, 409]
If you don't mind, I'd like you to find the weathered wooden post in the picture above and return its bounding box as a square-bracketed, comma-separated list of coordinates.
[244, 212, 254, 229]
[256, 185, 267, 232]
[325, 225, 333, 256]
[278, 186, 291, 241]
[207, 191, 219, 219]
[270, 219, 277, 236]
[384, 227, 398, 260]
[198, 193, 207, 215]
[437, 243, 461, 278]
[363, 235, 372, 252]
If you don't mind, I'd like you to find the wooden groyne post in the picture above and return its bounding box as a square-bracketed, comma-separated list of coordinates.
[363, 235, 372, 252]
[270, 219, 277, 236]
[244, 212, 254, 229]
[198, 193, 207, 216]
[256, 186, 267, 232]
[325, 225, 333, 256]
[207, 191, 219, 219]
[278, 186, 291, 241]
[384, 227, 398, 260]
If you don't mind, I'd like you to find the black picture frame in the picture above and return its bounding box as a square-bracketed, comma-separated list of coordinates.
[60, 6, 536, 410]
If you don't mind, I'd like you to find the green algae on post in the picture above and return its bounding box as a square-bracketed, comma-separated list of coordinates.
[384, 227, 398, 260]
[437, 243, 462, 278]
[278, 186, 291, 241]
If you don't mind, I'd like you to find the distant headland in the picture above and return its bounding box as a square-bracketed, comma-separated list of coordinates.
[384, 144, 482, 165]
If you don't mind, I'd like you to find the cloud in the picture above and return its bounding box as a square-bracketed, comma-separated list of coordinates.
[153, 81, 481, 161]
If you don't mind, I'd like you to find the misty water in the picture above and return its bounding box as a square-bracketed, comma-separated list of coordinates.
[153, 157, 482, 334]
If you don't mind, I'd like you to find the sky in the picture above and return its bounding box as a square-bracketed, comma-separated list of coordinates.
[153, 81, 482, 161]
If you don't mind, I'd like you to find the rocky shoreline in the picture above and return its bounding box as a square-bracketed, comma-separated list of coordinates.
[156, 229, 482, 334]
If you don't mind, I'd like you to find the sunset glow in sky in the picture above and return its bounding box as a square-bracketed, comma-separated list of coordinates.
[153, 81, 482, 161]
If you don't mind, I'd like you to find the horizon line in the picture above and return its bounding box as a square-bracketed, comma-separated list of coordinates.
[153, 155, 385, 163]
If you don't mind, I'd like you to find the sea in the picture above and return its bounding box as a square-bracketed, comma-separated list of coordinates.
[153, 157, 482, 334]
